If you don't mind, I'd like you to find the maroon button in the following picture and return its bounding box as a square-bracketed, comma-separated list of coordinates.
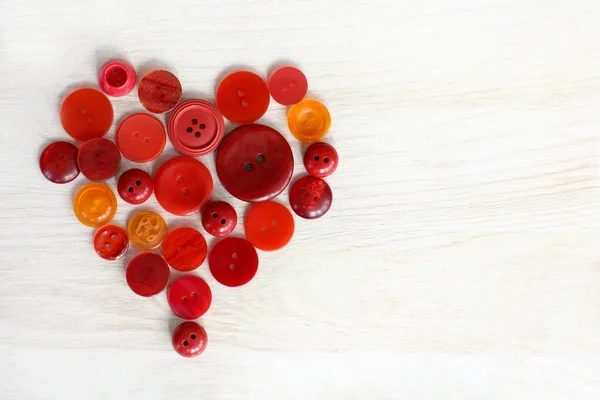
[126, 252, 170, 297]
[201, 201, 237, 237]
[303, 142, 338, 178]
[40, 141, 80, 184]
[216, 124, 293, 203]
[93, 224, 129, 260]
[117, 168, 153, 205]
[172, 321, 208, 358]
[289, 175, 332, 219]
[77, 138, 121, 181]
[209, 237, 259, 287]
[138, 70, 182, 114]
[167, 100, 225, 156]
[167, 275, 212, 319]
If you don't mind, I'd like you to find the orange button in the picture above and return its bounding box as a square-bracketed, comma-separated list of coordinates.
[116, 113, 166, 163]
[287, 99, 331, 143]
[60, 88, 114, 141]
[127, 210, 167, 250]
[244, 201, 294, 251]
[73, 183, 117, 227]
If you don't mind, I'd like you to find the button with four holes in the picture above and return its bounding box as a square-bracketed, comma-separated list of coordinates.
[73, 182, 118, 227]
[167, 100, 225, 156]
[168, 275, 212, 319]
[161, 227, 207, 272]
[117, 168, 153, 205]
[268, 66, 308, 106]
[201, 201, 237, 237]
[288, 99, 331, 143]
[126, 252, 170, 297]
[216, 71, 270, 124]
[209, 237, 259, 287]
[93, 224, 129, 260]
[303, 142, 339, 178]
[127, 210, 167, 250]
[245, 201, 294, 251]
[289, 175, 332, 219]
[98, 59, 136, 97]
[60, 88, 114, 141]
[138, 70, 182, 114]
[116, 113, 166, 163]
[172, 321, 208, 358]
[40, 141, 80, 184]
[77, 138, 121, 181]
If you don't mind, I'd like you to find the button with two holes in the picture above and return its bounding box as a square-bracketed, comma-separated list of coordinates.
[126, 252, 170, 297]
[268, 66, 308, 106]
[161, 227, 207, 271]
[167, 100, 225, 156]
[117, 168, 153, 205]
[93, 224, 129, 260]
[209, 237, 259, 287]
[172, 321, 208, 358]
[116, 113, 166, 163]
[77, 138, 121, 181]
[167, 275, 212, 319]
[60, 88, 114, 141]
[201, 201, 237, 237]
[40, 141, 80, 184]
[138, 70, 182, 114]
[216, 71, 270, 124]
[289, 175, 333, 219]
[245, 201, 294, 251]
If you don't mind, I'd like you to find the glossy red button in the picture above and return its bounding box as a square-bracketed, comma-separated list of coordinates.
[201, 201, 237, 237]
[168, 275, 212, 319]
[60, 88, 114, 141]
[267, 66, 308, 106]
[126, 252, 170, 297]
[245, 201, 294, 251]
[93, 224, 129, 260]
[172, 321, 208, 358]
[77, 138, 121, 181]
[303, 142, 339, 178]
[138, 70, 182, 114]
[98, 59, 136, 97]
[289, 175, 332, 219]
[216, 124, 293, 203]
[209, 237, 259, 287]
[161, 227, 207, 272]
[117, 168, 153, 205]
[39, 141, 80, 184]
[154, 156, 213, 216]
[116, 113, 166, 163]
[167, 100, 225, 156]
[216, 71, 270, 124]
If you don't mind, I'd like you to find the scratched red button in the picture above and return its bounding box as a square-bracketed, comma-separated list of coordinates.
[216, 124, 293, 202]
[77, 138, 121, 181]
[167, 275, 212, 319]
[167, 100, 225, 156]
[138, 70, 182, 114]
[116, 113, 166, 162]
[216, 71, 270, 124]
[117, 168, 153, 205]
[289, 175, 333, 219]
[209, 237, 259, 287]
[60, 88, 114, 141]
[39, 141, 80, 184]
[126, 252, 170, 297]
[267, 66, 308, 106]
[201, 201, 237, 237]
[161, 227, 207, 272]
[93, 224, 129, 260]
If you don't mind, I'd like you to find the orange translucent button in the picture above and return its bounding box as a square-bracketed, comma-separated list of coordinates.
[73, 183, 117, 227]
[60, 88, 114, 141]
[244, 201, 294, 251]
[287, 99, 331, 143]
[127, 210, 167, 250]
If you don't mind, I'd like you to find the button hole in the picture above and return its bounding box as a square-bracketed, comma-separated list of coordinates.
[244, 162, 253, 171]
[232, 253, 238, 259]
[271, 220, 277, 225]
[111, 234, 117, 240]
[256, 154, 265, 163]
[133, 132, 139, 137]
[135, 180, 141, 185]
[314, 155, 320, 161]
[183, 341, 189, 346]
[143, 138, 149, 143]
[190, 334, 196, 340]
[191, 119, 198, 125]
[186, 127, 193, 133]
[182, 296, 188, 303]
[212, 213, 218, 219]
[182, 188, 189, 196]
[229, 264, 235, 270]
[220, 218, 226, 225]
[177, 177, 184, 183]
[195, 132, 201, 137]
[128, 187, 134, 192]
[191, 292, 198, 299]
[199, 123, 206, 129]
[237, 89, 244, 96]
[323, 157, 329, 163]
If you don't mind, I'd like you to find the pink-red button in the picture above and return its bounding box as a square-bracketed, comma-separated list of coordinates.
[138, 70, 182, 114]
[303, 142, 339, 178]
[172, 321, 208, 358]
[201, 201, 237, 237]
[167, 100, 225, 156]
[167, 275, 212, 319]
[209, 237, 259, 287]
[60, 88, 114, 141]
[77, 138, 121, 181]
[126, 252, 170, 297]
[289, 175, 332, 219]
[267, 66, 308, 106]
[116, 113, 166, 163]
[93, 224, 129, 260]
[39, 141, 80, 184]
[98, 59, 136, 97]
[216, 71, 270, 124]
[117, 168, 153, 205]
[161, 227, 207, 272]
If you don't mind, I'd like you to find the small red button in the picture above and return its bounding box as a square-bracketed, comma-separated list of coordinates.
[161, 227, 207, 272]
[303, 142, 338, 178]
[172, 321, 208, 358]
[98, 59, 136, 97]
[216, 71, 270, 124]
[93, 224, 129, 260]
[245, 201, 294, 251]
[201, 201, 237, 237]
[167, 100, 225, 156]
[209, 237, 259, 287]
[289, 175, 332, 219]
[39, 141, 80, 184]
[138, 70, 182, 114]
[154, 156, 213, 216]
[60, 88, 114, 141]
[77, 138, 121, 181]
[117, 168, 153, 205]
[167, 275, 212, 319]
[116, 113, 166, 163]
[267, 66, 308, 106]
[126, 252, 170, 297]
[216, 124, 293, 203]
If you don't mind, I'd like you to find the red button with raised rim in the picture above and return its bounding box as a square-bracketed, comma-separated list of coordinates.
[267, 66, 308, 106]
[303, 142, 339, 178]
[117, 168, 153, 205]
[60, 88, 114, 141]
[209, 237, 259, 287]
[245, 201, 294, 251]
[201, 201, 237, 237]
[161, 227, 207, 271]
[154, 156, 213, 216]
[116, 113, 166, 163]
[167, 100, 225, 156]
[138, 70, 182, 114]
[93, 224, 129, 260]
[289, 175, 332, 219]
[167, 275, 212, 319]
[216, 71, 270, 124]
[172, 321, 208, 358]
[98, 59, 136, 97]
[126, 252, 170, 297]
[40, 141, 80, 184]
[216, 124, 293, 203]
[77, 138, 121, 181]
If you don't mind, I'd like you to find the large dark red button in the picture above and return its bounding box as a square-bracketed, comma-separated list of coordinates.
[167, 275, 212, 319]
[40, 141, 80, 184]
[201, 201, 237, 237]
[77, 138, 121, 181]
[216, 71, 270, 124]
[303, 142, 339, 178]
[138, 70, 182, 114]
[172, 321, 208, 358]
[60, 88, 114, 141]
[117, 168, 153, 205]
[126, 252, 170, 297]
[154, 156, 213, 216]
[216, 124, 293, 203]
[209, 237, 259, 287]
[93, 224, 129, 260]
[167, 100, 225, 156]
[267, 66, 308, 106]
[289, 176, 333, 219]
[161, 227, 207, 271]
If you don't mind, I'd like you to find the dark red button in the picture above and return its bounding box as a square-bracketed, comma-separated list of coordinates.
[39, 141, 80, 184]
[117, 168, 153, 205]
[138, 70, 182, 114]
[216, 71, 270, 124]
[267, 66, 308, 106]
[167, 275, 212, 319]
[167, 100, 225, 156]
[161, 227, 207, 272]
[201, 201, 237, 237]
[126, 252, 170, 297]
[93, 224, 129, 260]
[303, 142, 338, 178]
[77, 138, 121, 181]
[98, 59, 136, 97]
[209, 237, 259, 287]
[289, 175, 333, 219]
[172, 321, 208, 358]
[116, 113, 166, 163]
[154, 156, 213, 216]
[216, 124, 293, 203]
[60, 88, 114, 141]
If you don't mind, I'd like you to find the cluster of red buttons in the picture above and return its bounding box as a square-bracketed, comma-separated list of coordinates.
[39, 59, 339, 358]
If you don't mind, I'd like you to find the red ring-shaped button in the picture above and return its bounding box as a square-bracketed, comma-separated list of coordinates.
[267, 66, 308, 106]
[216, 71, 270, 124]
[172, 321, 208, 358]
[167, 275, 212, 319]
[167, 100, 225, 156]
[216, 124, 293, 203]
[161, 227, 207, 272]
[117, 168, 153, 205]
[209, 237, 259, 287]
[289, 175, 333, 219]
[201, 201, 237, 237]
[39, 141, 80, 184]
[93, 225, 129, 260]
[244, 201, 294, 251]
[116, 113, 166, 162]
[60, 88, 114, 141]
[138, 70, 182, 114]
[77, 138, 121, 181]
[98, 59, 136, 97]
[126, 252, 170, 297]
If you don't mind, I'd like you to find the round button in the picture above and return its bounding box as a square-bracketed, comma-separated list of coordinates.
[216, 71, 270, 124]
[161, 227, 207, 272]
[167, 275, 212, 319]
[303, 142, 339, 178]
[209, 237, 259, 287]
[244, 201, 294, 251]
[126, 252, 170, 297]
[77, 138, 121, 181]
[98, 59, 136, 97]
[39, 141, 80, 184]
[138, 70, 182, 114]
[201, 201, 237, 237]
[60, 88, 114, 141]
[287, 99, 331, 143]
[116, 113, 166, 162]
[172, 321, 208, 358]
[167, 100, 225, 156]
[267, 66, 308, 106]
[154, 156, 213, 216]
[216, 124, 293, 203]
[73, 183, 117, 227]
[117, 168, 153, 205]
[127, 210, 167, 250]
[93, 225, 129, 260]
[289, 176, 332, 219]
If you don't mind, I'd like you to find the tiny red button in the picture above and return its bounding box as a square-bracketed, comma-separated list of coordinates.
[201, 201, 237, 237]
[138, 70, 182, 114]
[172, 321, 208, 358]
[77, 138, 121, 181]
[117, 168, 153, 205]
[98, 59, 136, 97]
[167, 100, 225, 156]
[289, 175, 333, 219]
[60, 88, 114, 141]
[40, 141, 80, 184]
[303, 142, 339, 178]
[267, 66, 308, 106]
[116, 113, 166, 163]
[93, 224, 129, 260]
[126, 252, 170, 297]
[216, 71, 270, 124]
[161, 227, 207, 272]
[209, 237, 259, 287]
[167, 275, 212, 319]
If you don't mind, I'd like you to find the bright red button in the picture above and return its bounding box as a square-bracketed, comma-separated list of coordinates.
[117, 168, 153, 205]
[98, 59, 136, 97]
[60, 88, 114, 141]
[93, 224, 129, 260]
[154, 156, 213, 216]
[77, 138, 121, 181]
[161, 227, 207, 271]
[126, 252, 170, 297]
[138, 70, 182, 114]
[39, 141, 80, 184]
[209, 237, 259, 287]
[216, 71, 270, 124]
[289, 175, 332, 219]
[167, 100, 225, 156]
[267, 66, 308, 106]
[201, 201, 237, 237]
[167, 275, 212, 319]
[116, 113, 166, 163]
[245, 201, 294, 251]
[172, 321, 208, 358]
[303, 142, 339, 178]
[216, 124, 293, 203]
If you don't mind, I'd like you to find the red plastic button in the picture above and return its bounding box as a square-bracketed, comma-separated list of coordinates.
[161, 227, 207, 272]
[116, 113, 166, 163]
[303, 142, 339, 178]
[154, 156, 213, 216]
[93, 225, 129, 260]
[167, 275, 212, 319]
[216, 71, 270, 124]
[77, 138, 121, 181]
[167, 100, 225, 156]
[98, 59, 136, 97]
[201, 201, 237, 237]
[289, 175, 332, 219]
[216, 124, 293, 203]
[126, 252, 170, 297]
[117, 168, 153, 205]
[267, 66, 308, 106]
[39, 141, 80, 184]
[60, 88, 114, 141]
[209, 237, 259, 287]
[245, 201, 294, 251]
[138, 70, 182, 114]
[172, 321, 208, 358]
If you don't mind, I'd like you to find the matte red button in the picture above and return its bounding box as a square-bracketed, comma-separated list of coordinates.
[216, 71, 270, 124]
[289, 175, 333, 219]
[168, 275, 212, 319]
[77, 138, 121, 181]
[172, 321, 208, 358]
[216, 124, 293, 203]
[268, 66, 308, 106]
[161, 227, 207, 272]
[138, 70, 182, 114]
[60, 88, 114, 141]
[209, 237, 259, 287]
[167, 100, 225, 156]
[116, 113, 166, 163]
[154, 156, 213, 216]
[117, 168, 153, 205]
[39, 141, 80, 184]
[303, 142, 339, 178]
[201, 201, 237, 237]
[126, 252, 170, 297]
[98, 59, 136, 97]
[93, 224, 129, 260]
[245, 201, 294, 251]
